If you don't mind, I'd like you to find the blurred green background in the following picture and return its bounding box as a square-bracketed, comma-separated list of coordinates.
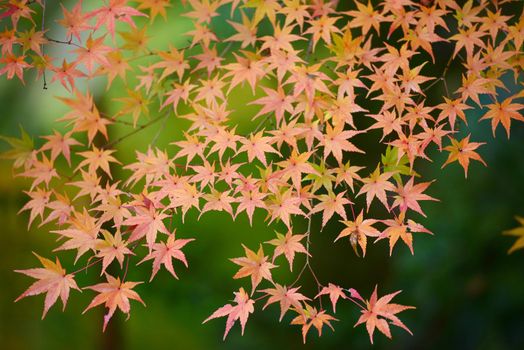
[1, 1, 524, 350]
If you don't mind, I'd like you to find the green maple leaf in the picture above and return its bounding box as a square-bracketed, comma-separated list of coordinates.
[0, 125, 34, 169]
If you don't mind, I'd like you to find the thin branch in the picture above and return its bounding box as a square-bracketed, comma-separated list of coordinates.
[102, 113, 169, 149]
[45, 36, 82, 48]
[150, 112, 170, 147]
[41, 0, 47, 89]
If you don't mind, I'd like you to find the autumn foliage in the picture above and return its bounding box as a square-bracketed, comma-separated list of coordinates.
[1, 0, 523, 344]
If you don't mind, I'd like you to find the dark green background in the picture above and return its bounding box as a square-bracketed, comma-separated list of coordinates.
[1, 1, 524, 349]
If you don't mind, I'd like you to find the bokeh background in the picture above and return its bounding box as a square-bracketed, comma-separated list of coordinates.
[1, 1, 524, 349]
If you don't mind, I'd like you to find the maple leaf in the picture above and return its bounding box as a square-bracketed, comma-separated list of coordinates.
[83, 274, 145, 331]
[135, 0, 171, 21]
[15, 253, 80, 318]
[266, 47, 304, 84]
[123, 205, 169, 249]
[480, 9, 512, 41]
[380, 146, 418, 182]
[335, 161, 363, 192]
[56, 90, 110, 145]
[391, 177, 438, 217]
[18, 28, 48, 56]
[185, 22, 218, 48]
[68, 170, 101, 201]
[0, 28, 18, 56]
[0, 54, 31, 83]
[377, 212, 432, 255]
[192, 46, 223, 77]
[280, 0, 310, 30]
[184, 0, 220, 24]
[357, 165, 396, 210]
[316, 283, 347, 313]
[235, 189, 267, 225]
[0, 125, 34, 169]
[200, 189, 235, 217]
[225, 11, 258, 48]
[95, 229, 133, 275]
[380, 43, 416, 76]
[18, 154, 59, 191]
[238, 131, 280, 167]
[250, 86, 295, 125]
[269, 119, 305, 150]
[304, 15, 341, 50]
[194, 75, 226, 106]
[387, 132, 427, 169]
[480, 97, 524, 138]
[87, 0, 147, 39]
[291, 303, 337, 343]
[305, 161, 336, 193]
[50, 59, 85, 91]
[223, 51, 266, 94]
[97, 51, 132, 88]
[436, 97, 472, 131]
[335, 210, 381, 257]
[265, 188, 304, 229]
[76, 146, 121, 179]
[287, 64, 333, 102]
[125, 147, 172, 187]
[354, 285, 415, 344]
[73, 34, 113, 74]
[367, 110, 404, 141]
[276, 150, 316, 190]
[119, 25, 149, 53]
[503, 216, 524, 254]
[0, 3, 30, 27]
[312, 191, 351, 228]
[169, 183, 201, 222]
[115, 89, 150, 127]
[321, 124, 363, 164]
[345, 0, 384, 34]
[40, 130, 81, 165]
[266, 231, 309, 271]
[153, 45, 189, 81]
[230, 244, 276, 294]
[138, 230, 194, 281]
[42, 192, 74, 228]
[260, 23, 303, 53]
[261, 284, 310, 321]
[456, 74, 494, 107]
[450, 25, 486, 59]
[18, 188, 51, 228]
[203, 287, 255, 340]
[53, 209, 100, 262]
[244, 0, 281, 26]
[57, 0, 91, 42]
[442, 135, 486, 178]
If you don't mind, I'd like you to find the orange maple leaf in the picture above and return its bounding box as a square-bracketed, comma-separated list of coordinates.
[138, 231, 194, 281]
[442, 135, 486, 178]
[480, 97, 524, 138]
[354, 285, 415, 344]
[261, 284, 310, 321]
[291, 303, 337, 343]
[266, 230, 309, 271]
[316, 283, 347, 313]
[15, 253, 80, 319]
[335, 210, 381, 257]
[203, 287, 255, 340]
[83, 274, 145, 331]
[230, 244, 276, 294]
